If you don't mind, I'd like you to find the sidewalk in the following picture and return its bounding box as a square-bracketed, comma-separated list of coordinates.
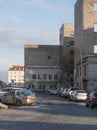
[0, 102, 8, 109]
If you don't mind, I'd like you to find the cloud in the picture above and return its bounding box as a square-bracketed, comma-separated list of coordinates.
[14, 0, 65, 12]
[0, 15, 21, 23]
[0, 27, 59, 48]
[11, 16, 21, 23]
[0, 27, 24, 47]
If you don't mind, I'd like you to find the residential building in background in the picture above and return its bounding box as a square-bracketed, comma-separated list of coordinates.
[24, 44, 60, 91]
[59, 23, 74, 87]
[75, 0, 97, 92]
[8, 65, 24, 87]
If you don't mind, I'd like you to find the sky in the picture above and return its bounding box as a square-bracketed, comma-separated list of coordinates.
[0, 0, 77, 83]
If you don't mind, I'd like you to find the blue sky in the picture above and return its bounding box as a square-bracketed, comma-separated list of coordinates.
[0, 0, 77, 82]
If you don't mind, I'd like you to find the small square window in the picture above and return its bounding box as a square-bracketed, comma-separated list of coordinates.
[48, 56, 51, 59]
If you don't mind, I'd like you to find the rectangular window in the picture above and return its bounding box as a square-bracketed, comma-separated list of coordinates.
[54, 75, 58, 80]
[94, 24, 97, 32]
[94, 3, 97, 11]
[38, 74, 42, 79]
[32, 74, 36, 79]
[43, 75, 47, 80]
[94, 45, 97, 53]
[49, 75, 52, 80]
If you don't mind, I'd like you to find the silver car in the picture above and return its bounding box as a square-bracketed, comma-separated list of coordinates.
[0, 89, 36, 106]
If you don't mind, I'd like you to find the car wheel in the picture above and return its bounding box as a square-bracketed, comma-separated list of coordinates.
[86, 102, 88, 107]
[16, 100, 22, 106]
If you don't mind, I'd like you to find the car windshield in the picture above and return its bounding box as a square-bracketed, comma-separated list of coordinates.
[76, 90, 86, 93]
[71, 88, 79, 91]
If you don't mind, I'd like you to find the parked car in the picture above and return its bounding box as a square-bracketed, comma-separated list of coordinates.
[86, 91, 97, 108]
[61, 88, 69, 98]
[48, 88, 58, 95]
[57, 87, 64, 96]
[70, 90, 87, 102]
[66, 87, 79, 100]
[0, 89, 36, 106]
[0, 87, 26, 97]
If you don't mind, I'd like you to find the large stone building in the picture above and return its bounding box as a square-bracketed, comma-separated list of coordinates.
[59, 23, 74, 87]
[8, 65, 24, 87]
[75, 0, 97, 92]
[24, 44, 60, 91]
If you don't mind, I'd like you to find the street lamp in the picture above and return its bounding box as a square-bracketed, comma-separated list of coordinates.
[67, 45, 83, 89]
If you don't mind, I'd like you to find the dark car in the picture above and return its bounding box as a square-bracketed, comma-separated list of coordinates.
[86, 91, 97, 108]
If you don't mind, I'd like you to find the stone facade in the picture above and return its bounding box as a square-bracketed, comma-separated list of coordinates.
[24, 44, 60, 91]
[75, 0, 97, 92]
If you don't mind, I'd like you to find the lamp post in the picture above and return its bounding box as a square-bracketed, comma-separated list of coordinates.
[67, 45, 83, 89]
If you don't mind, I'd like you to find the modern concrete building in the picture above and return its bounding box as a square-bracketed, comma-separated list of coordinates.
[24, 44, 60, 91]
[75, 0, 97, 92]
[8, 65, 24, 87]
[59, 23, 74, 87]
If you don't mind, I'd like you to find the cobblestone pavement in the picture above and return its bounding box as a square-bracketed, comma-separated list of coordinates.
[0, 93, 97, 130]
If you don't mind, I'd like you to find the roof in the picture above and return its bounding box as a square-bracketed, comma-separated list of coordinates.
[8, 65, 24, 71]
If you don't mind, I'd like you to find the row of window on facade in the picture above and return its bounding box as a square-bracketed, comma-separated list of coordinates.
[9, 71, 24, 74]
[28, 84, 57, 90]
[10, 79, 24, 82]
[32, 74, 58, 80]
[10, 75, 24, 78]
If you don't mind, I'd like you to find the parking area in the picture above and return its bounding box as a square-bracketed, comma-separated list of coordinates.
[0, 93, 97, 130]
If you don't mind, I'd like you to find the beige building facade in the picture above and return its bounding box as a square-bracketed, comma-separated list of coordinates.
[59, 23, 74, 87]
[75, 0, 97, 92]
[24, 44, 60, 91]
[8, 65, 24, 87]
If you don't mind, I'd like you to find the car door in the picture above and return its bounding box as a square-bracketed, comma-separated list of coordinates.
[4, 92, 14, 104]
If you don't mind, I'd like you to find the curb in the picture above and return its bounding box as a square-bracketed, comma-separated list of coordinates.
[0, 102, 8, 109]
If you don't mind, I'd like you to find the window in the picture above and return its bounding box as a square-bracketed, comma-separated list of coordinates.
[49, 75, 52, 80]
[94, 3, 97, 11]
[43, 75, 47, 80]
[38, 74, 42, 79]
[94, 45, 97, 53]
[32, 74, 36, 79]
[69, 40, 74, 46]
[94, 24, 97, 32]
[48, 56, 51, 59]
[54, 75, 58, 80]
[69, 31, 74, 37]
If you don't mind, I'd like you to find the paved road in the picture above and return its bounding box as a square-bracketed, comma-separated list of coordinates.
[0, 93, 97, 130]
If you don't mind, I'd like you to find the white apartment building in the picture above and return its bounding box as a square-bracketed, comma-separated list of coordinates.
[8, 65, 24, 87]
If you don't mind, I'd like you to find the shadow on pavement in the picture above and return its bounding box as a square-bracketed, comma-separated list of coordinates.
[0, 120, 97, 130]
